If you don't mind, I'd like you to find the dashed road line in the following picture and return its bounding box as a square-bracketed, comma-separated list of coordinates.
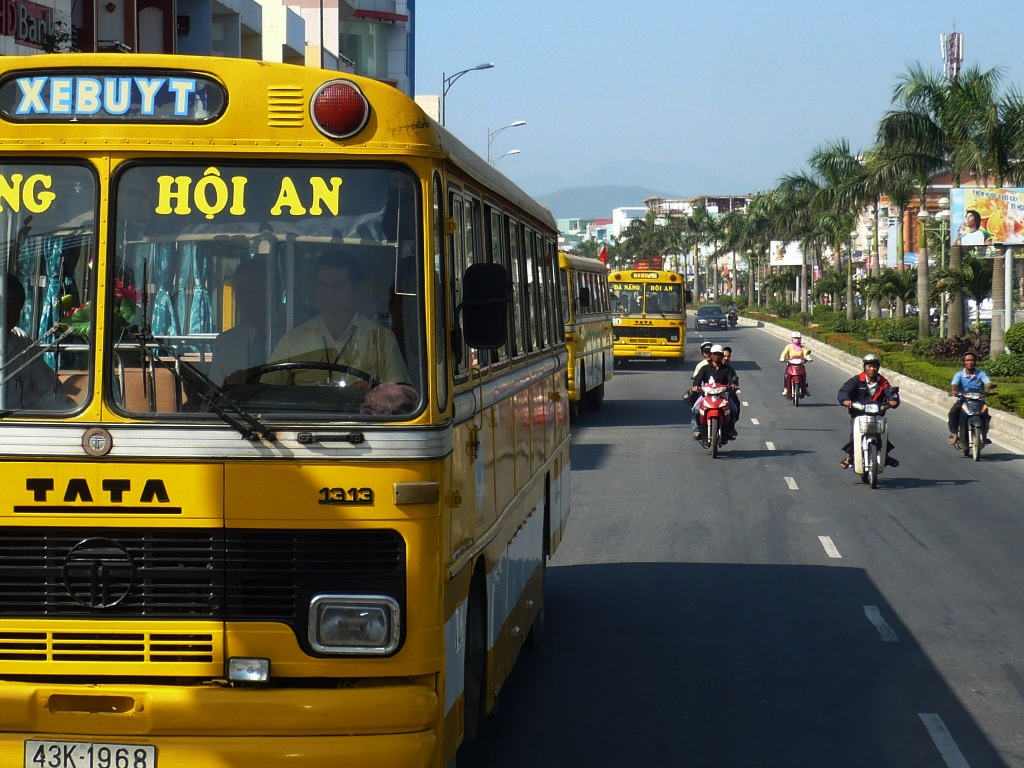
[765, 441, 776, 451]
[750, 418, 760, 425]
[784, 476, 798, 490]
[919, 713, 971, 768]
[863, 605, 898, 642]
[818, 535, 842, 559]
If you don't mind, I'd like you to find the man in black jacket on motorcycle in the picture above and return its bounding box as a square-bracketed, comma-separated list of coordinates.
[691, 344, 740, 440]
[837, 352, 900, 469]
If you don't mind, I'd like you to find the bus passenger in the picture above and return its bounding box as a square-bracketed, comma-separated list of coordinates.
[209, 258, 272, 387]
[262, 250, 416, 413]
[2, 273, 75, 412]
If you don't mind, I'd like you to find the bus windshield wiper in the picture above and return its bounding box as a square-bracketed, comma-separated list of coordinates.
[126, 328, 275, 442]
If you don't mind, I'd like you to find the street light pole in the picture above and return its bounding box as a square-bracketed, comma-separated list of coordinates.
[487, 120, 526, 163]
[491, 149, 520, 165]
[441, 62, 494, 127]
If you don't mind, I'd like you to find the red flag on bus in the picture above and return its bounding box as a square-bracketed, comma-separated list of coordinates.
[598, 244, 608, 264]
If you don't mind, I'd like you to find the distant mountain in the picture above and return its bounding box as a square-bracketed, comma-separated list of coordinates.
[535, 185, 678, 219]
[518, 156, 755, 220]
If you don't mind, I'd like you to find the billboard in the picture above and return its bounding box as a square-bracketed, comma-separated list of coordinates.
[769, 240, 805, 266]
[950, 187, 1024, 245]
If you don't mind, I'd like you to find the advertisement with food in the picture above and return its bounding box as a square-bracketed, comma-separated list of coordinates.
[950, 187, 1024, 246]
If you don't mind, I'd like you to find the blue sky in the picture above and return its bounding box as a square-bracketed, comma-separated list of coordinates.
[415, 0, 1024, 197]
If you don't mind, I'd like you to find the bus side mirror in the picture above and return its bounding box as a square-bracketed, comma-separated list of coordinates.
[458, 262, 509, 350]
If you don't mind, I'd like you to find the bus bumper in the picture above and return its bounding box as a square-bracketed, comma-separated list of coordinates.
[0, 682, 438, 768]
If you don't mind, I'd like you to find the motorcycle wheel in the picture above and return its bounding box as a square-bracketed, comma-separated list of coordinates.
[971, 424, 983, 461]
[960, 425, 971, 457]
[710, 418, 720, 458]
[867, 442, 879, 488]
[792, 385, 800, 407]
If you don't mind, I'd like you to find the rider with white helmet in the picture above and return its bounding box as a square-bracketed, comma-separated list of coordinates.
[779, 330, 813, 396]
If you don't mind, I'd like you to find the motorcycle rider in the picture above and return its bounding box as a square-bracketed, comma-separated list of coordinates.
[947, 351, 995, 446]
[691, 343, 740, 440]
[837, 352, 900, 469]
[726, 300, 738, 326]
[721, 346, 742, 424]
[779, 330, 812, 396]
[686, 341, 714, 405]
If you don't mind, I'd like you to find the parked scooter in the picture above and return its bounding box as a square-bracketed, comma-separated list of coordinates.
[954, 391, 988, 461]
[694, 382, 736, 458]
[784, 357, 809, 407]
[849, 388, 899, 488]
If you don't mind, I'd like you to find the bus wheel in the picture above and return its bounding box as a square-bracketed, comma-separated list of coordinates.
[462, 578, 487, 744]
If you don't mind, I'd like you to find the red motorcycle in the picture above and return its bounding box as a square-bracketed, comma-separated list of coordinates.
[694, 382, 735, 458]
[784, 357, 810, 407]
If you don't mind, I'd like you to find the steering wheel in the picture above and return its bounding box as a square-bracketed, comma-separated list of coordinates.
[253, 361, 376, 385]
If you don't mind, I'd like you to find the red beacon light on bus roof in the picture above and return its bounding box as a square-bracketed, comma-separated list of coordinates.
[311, 80, 370, 139]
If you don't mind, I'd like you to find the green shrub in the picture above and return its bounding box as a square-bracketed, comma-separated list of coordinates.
[932, 335, 989, 361]
[910, 337, 941, 358]
[1004, 322, 1024, 355]
[812, 305, 836, 321]
[883, 353, 958, 390]
[985, 353, 1024, 377]
[767, 299, 799, 318]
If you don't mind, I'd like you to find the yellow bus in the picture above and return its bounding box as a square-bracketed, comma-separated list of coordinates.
[558, 252, 613, 421]
[0, 53, 571, 768]
[608, 268, 688, 367]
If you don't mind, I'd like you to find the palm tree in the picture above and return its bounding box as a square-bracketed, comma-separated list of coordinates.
[877, 268, 918, 318]
[933, 254, 994, 338]
[811, 270, 846, 308]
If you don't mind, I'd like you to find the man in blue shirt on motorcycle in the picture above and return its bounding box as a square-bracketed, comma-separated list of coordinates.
[947, 351, 995, 446]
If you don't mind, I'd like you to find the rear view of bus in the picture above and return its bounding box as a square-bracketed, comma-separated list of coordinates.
[609, 269, 688, 367]
[0, 54, 569, 768]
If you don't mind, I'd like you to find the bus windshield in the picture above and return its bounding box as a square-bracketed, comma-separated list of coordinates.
[110, 162, 423, 419]
[613, 281, 684, 314]
[0, 162, 96, 414]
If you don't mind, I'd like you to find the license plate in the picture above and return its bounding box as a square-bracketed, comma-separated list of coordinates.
[635, 350, 651, 357]
[25, 740, 157, 768]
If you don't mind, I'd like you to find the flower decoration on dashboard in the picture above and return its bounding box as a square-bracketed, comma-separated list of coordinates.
[66, 278, 138, 338]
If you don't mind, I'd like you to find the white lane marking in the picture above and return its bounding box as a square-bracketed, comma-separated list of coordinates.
[742, 400, 749, 407]
[919, 713, 971, 768]
[750, 418, 760, 425]
[863, 605, 898, 642]
[765, 441, 776, 451]
[784, 476, 799, 490]
[818, 536, 842, 559]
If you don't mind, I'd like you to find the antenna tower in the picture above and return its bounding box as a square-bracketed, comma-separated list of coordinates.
[941, 30, 963, 81]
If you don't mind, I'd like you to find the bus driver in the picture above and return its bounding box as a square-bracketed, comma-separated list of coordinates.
[261, 250, 416, 413]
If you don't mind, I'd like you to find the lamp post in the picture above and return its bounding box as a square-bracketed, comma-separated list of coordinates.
[878, 226, 889, 317]
[848, 229, 857, 320]
[934, 197, 950, 336]
[441, 63, 494, 127]
[487, 120, 526, 163]
[491, 149, 520, 165]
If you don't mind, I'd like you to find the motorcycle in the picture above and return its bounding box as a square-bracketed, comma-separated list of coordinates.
[849, 389, 898, 488]
[727, 309, 738, 328]
[694, 382, 736, 458]
[784, 357, 809, 407]
[954, 392, 988, 461]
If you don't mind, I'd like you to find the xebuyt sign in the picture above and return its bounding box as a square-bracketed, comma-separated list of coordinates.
[1, 0, 55, 48]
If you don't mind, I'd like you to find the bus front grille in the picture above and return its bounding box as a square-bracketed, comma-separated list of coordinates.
[0, 630, 215, 663]
[0, 527, 406, 628]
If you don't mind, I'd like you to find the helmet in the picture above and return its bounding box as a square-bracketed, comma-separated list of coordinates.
[791, 331, 802, 339]
[700, 341, 713, 352]
[862, 353, 881, 365]
[710, 344, 725, 354]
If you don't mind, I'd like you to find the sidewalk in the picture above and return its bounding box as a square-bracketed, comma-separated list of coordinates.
[746, 317, 1024, 454]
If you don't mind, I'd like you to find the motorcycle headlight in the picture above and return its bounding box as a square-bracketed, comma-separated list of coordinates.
[308, 595, 401, 655]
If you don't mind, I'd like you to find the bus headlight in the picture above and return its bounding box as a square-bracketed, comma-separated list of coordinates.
[309, 595, 401, 655]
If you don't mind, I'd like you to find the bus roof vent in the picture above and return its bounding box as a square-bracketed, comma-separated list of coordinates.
[267, 86, 305, 128]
